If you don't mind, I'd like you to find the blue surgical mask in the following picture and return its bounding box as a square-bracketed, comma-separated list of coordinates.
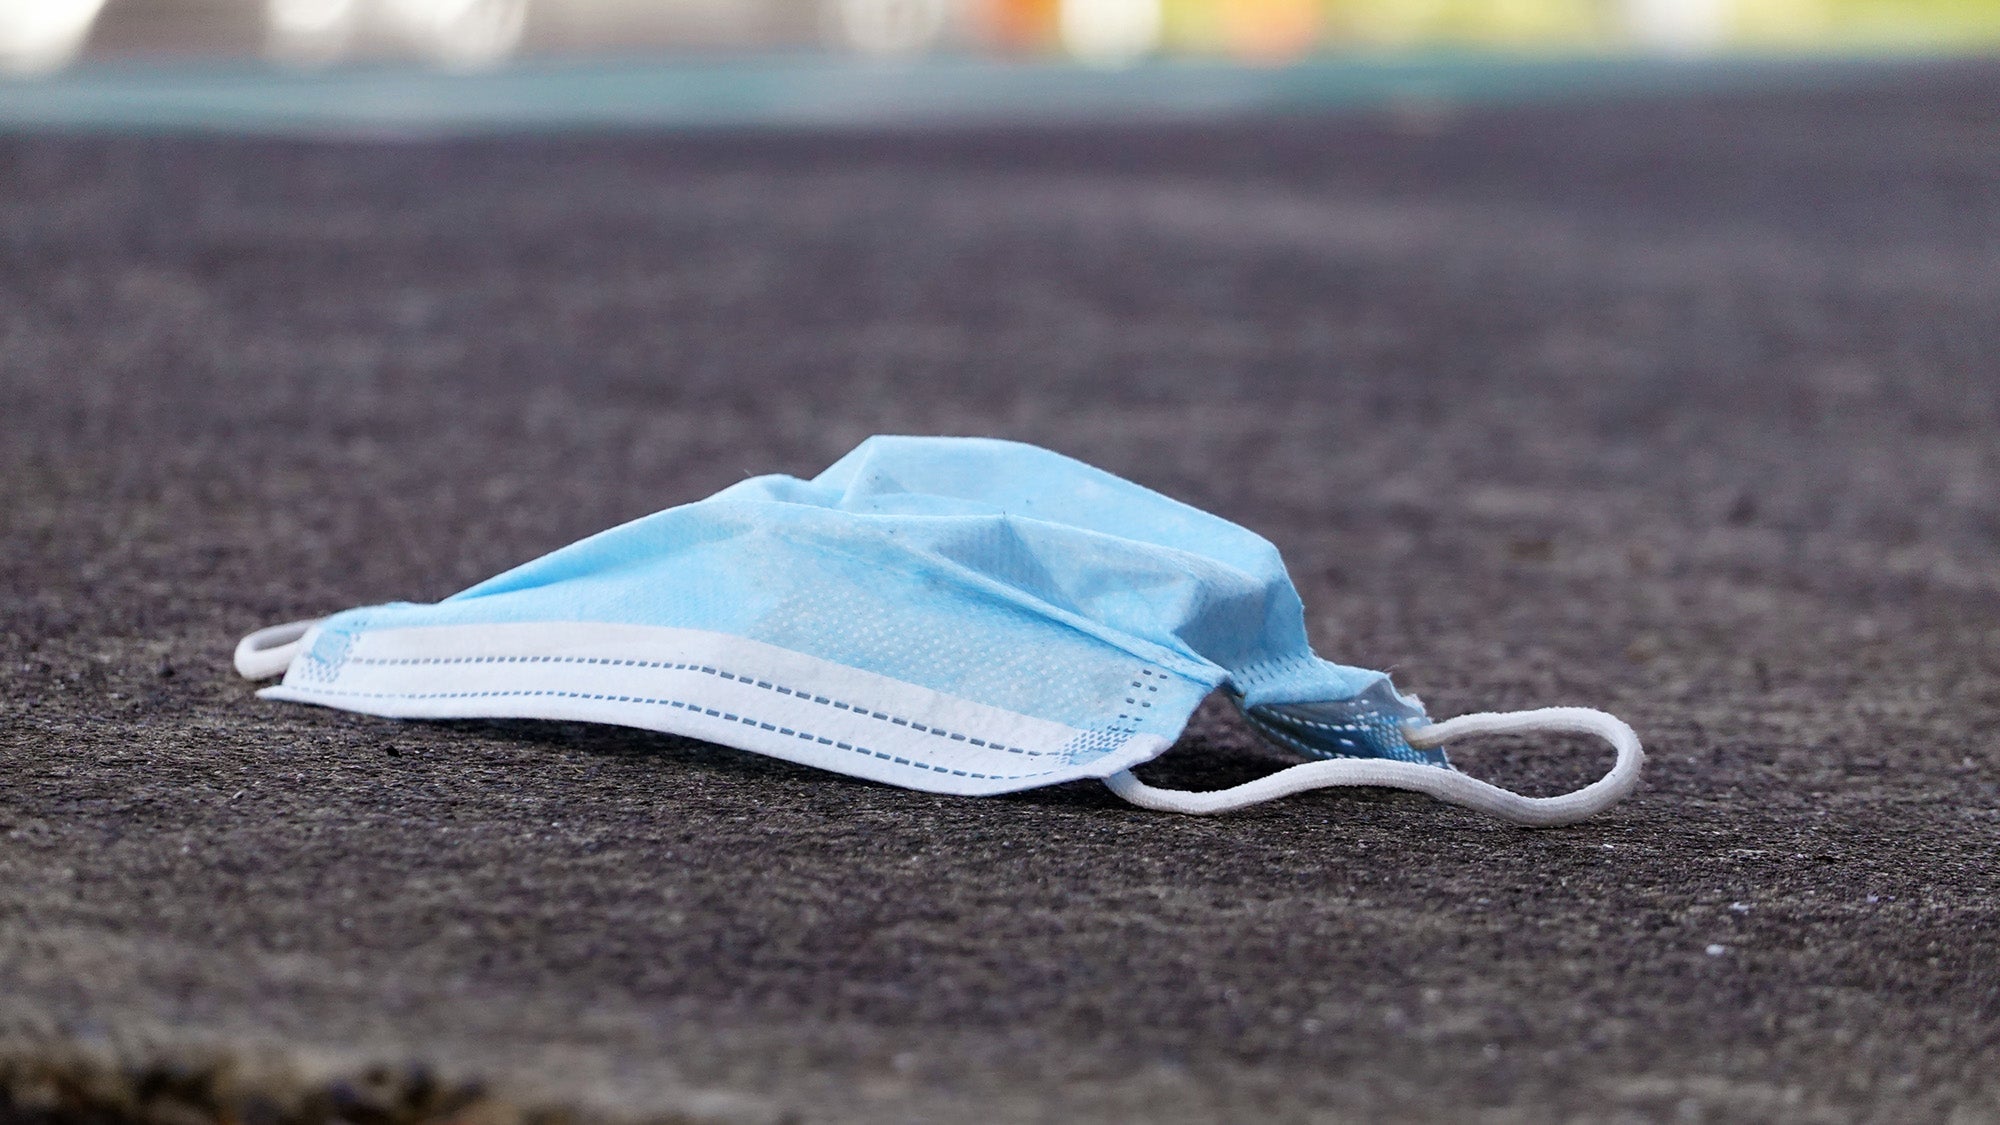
[235, 436, 1641, 825]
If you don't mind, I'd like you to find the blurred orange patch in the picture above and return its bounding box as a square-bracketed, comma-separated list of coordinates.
[1219, 0, 1320, 61]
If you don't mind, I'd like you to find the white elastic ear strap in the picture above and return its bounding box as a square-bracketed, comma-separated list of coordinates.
[234, 619, 320, 680]
[1105, 706, 1644, 827]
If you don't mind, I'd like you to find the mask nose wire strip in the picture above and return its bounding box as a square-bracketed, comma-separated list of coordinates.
[1103, 706, 1643, 827]
[233, 618, 321, 680]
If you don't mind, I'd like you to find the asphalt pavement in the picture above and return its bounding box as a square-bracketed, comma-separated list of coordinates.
[2, 61, 1998, 1123]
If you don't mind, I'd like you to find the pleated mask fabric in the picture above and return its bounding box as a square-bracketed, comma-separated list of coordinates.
[235, 436, 1642, 826]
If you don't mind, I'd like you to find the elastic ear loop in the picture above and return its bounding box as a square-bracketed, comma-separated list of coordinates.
[1104, 707, 1643, 827]
[233, 618, 320, 680]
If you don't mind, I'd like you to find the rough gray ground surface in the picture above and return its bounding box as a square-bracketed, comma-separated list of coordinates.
[4, 65, 1999, 1124]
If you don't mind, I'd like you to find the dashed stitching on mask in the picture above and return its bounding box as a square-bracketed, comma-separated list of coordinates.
[1244, 709, 1441, 767]
[1244, 712, 1370, 760]
[1265, 710, 1389, 733]
[1255, 710, 1396, 747]
[342, 654, 1057, 757]
[281, 685, 1066, 783]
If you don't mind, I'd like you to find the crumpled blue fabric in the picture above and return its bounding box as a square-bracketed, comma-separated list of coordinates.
[244, 436, 1436, 795]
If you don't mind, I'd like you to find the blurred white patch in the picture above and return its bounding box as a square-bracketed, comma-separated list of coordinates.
[0, 0, 108, 74]
[268, 0, 526, 67]
[1625, 0, 1731, 52]
[271, 0, 356, 35]
[383, 0, 529, 68]
[1059, 0, 1160, 65]
[267, 0, 360, 64]
[832, 0, 947, 56]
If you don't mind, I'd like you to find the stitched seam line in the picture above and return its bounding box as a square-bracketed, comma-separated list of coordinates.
[343, 654, 1055, 757]
[1245, 712, 1440, 768]
[283, 685, 1066, 783]
[1258, 710, 1391, 733]
[1246, 712, 1362, 760]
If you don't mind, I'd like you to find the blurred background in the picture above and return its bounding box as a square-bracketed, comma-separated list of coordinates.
[4, 0, 1999, 77]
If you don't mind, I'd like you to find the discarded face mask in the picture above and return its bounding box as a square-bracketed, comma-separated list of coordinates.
[235, 435, 1642, 826]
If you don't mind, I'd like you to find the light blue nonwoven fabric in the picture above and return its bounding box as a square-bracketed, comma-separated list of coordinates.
[291, 435, 1434, 768]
